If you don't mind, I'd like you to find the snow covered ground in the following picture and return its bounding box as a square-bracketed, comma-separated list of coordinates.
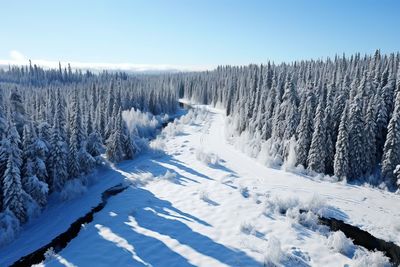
[2, 104, 400, 266]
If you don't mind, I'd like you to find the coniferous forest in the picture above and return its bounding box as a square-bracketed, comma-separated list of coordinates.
[0, 63, 177, 226]
[1, 50, 400, 250]
[176, 51, 400, 188]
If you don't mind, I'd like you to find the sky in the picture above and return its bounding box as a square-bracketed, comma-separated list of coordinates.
[0, 0, 399, 71]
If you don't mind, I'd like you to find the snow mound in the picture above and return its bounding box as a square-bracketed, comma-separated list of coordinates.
[327, 231, 355, 256]
[195, 149, 220, 166]
[60, 179, 87, 201]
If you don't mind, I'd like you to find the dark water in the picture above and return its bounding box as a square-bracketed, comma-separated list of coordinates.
[296, 209, 400, 266]
[319, 216, 400, 266]
[10, 184, 128, 267]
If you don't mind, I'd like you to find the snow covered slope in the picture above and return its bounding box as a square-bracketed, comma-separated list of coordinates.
[3, 105, 399, 266]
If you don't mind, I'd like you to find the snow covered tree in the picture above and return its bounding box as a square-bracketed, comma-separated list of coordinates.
[364, 95, 378, 175]
[22, 124, 49, 207]
[68, 90, 83, 178]
[307, 98, 327, 173]
[296, 89, 316, 168]
[87, 131, 103, 158]
[2, 123, 27, 222]
[281, 74, 299, 141]
[9, 89, 26, 136]
[347, 95, 366, 180]
[381, 91, 400, 187]
[48, 96, 68, 192]
[106, 108, 124, 162]
[334, 103, 350, 180]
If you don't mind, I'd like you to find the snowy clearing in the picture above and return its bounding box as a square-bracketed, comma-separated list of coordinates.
[2, 105, 399, 266]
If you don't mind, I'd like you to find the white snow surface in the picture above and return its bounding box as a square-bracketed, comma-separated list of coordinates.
[1, 103, 399, 267]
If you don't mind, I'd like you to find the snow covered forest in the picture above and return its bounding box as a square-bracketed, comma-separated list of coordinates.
[0, 63, 177, 240]
[177, 51, 400, 190]
[1, 51, 400, 264]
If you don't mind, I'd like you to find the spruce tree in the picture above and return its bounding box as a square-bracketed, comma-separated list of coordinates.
[381, 91, 400, 187]
[334, 103, 350, 180]
[348, 95, 366, 180]
[307, 99, 327, 174]
[296, 89, 316, 167]
[106, 108, 124, 162]
[49, 98, 68, 192]
[2, 123, 27, 222]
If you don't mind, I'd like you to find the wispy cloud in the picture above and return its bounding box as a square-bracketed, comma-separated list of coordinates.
[9, 50, 26, 62]
[0, 50, 214, 73]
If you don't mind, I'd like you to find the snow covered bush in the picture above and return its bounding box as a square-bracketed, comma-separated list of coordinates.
[60, 179, 87, 201]
[199, 190, 216, 204]
[326, 231, 355, 257]
[122, 108, 160, 138]
[149, 138, 166, 154]
[239, 186, 250, 198]
[281, 137, 297, 172]
[264, 236, 284, 266]
[195, 149, 220, 166]
[240, 221, 255, 235]
[352, 250, 391, 267]
[297, 211, 321, 231]
[265, 195, 300, 215]
[303, 194, 327, 216]
[43, 247, 57, 262]
[163, 120, 184, 137]
[0, 209, 20, 247]
[22, 191, 41, 219]
[159, 170, 177, 182]
[180, 108, 210, 125]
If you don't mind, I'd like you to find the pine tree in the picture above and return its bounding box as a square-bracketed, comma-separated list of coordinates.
[324, 83, 336, 174]
[364, 94, 378, 175]
[334, 103, 350, 180]
[49, 98, 68, 192]
[22, 124, 49, 207]
[0, 91, 7, 211]
[381, 91, 400, 187]
[9, 89, 26, 136]
[348, 95, 366, 180]
[87, 131, 103, 157]
[296, 89, 316, 167]
[281, 75, 299, 141]
[106, 108, 124, 162]
[2, 123, 27, 222]
[307, 99, 327, 173]
[68, 90, 83, 178]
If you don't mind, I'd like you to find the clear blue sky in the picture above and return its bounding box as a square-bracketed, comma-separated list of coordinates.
[1, 0, 399, 67]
